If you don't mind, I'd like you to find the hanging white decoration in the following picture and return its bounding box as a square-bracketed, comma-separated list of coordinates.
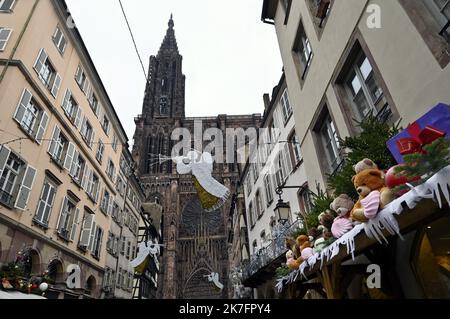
[173, 150, 230, 212]
[205, 272, 224, 291]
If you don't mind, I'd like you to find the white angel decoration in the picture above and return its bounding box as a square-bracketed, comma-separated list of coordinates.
[130, 241, 164, 274]
[173, 150, 230, 212]
[205, 272, 224, 291]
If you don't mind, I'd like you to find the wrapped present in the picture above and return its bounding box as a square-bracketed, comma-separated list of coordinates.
[387, 103, 450, 163]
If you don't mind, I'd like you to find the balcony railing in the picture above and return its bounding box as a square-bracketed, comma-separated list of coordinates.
[242, 219, 302, 282]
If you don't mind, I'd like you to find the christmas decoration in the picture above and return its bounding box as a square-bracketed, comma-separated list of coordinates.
[130, 241, 163, 274]
[330, 194, 354, 238]
[275, 165, 450, 293]
[387, 103, 449, 163]
[205, 272, 224, 291]
[174, 151, 230, 212]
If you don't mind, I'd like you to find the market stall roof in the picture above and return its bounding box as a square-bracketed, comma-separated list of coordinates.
[275, 165, 450, 293]
[0, 290, 47, 299]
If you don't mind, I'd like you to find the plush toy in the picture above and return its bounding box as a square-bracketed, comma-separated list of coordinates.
[285, 237, 301, 259]
[296, 235, 314, 261]
[318, 210, 335, 240]
[286, 250, 301, 270]
[350, 169, 395, 223]
[353, 158, 379, 174]
[330, 194, 355, 238]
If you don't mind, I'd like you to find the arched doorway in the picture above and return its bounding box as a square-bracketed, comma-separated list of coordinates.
[47, 259, 64, 284]
[85, 275, 97, 297]
[16, 248, 40, 278]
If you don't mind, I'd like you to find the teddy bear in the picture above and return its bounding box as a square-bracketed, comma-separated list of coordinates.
[285, 235, 314, 268]
[350, 168, 395, 223]
[318, 210, 335, 240]
[296, 235, 314, 261]
[286, 250, 301, 270]
[330, 194, 355, 238]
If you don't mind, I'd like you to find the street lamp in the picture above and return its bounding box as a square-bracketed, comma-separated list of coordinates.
[274, 188, 291, 224]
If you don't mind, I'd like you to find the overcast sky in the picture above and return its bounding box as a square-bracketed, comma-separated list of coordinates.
[65, 0, 283, 143]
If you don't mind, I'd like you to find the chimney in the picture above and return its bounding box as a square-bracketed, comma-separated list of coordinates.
[263, 94, 271, 111]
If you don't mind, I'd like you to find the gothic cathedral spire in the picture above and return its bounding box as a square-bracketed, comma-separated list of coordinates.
[142, 14, 185, 119]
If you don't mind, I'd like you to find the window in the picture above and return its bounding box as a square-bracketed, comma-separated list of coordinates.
[0, 0, 15, 12]
[68, 149, 85, 186]
[13, 89, 49, 143]
[298, 186, 313, 216]
[120, 237, 126, 255]
[78, 210, 95, 249]
[424, 0, 450, 42]
[307, 0, 332, 29]
[100, 189, 111, 215]
[248, 202, 254, 228]
[88, 92, 99, 114]
[86, 172, 100, 202]
[56, 197, 79, 242]
[33, 49, 61, 97]
[101, 115, 110, 135]
[106, 159, 115, 181]
[255, 190, 264, 218]
[252, 240, 258, 254]
[344, 54, 388, 121]
[0, 27, 12, 51]
[281, 0, 292, 24]
[106, 232, 114, 254]
[159, 96, 168, 115]
[289, 132, 303, 165]
[245, 173, 252, 197]
[274, 153, 285, 187]
[112, 134, 118, 152]
[111, 201, 120, 222]
[280, 89, 292, 124]
[117, 268, 122, 287]
[292, 21, 313, 81]
[48, 126, 70, 166]
[80, 117, 95, 148]
[91, 226, 104, 259]
[34, 179, 57, 227]
[75, 65, 91, 95]
[0, 149, 36, 210]
[318, 114, 342, 173]
[263, 175, 273, 205]
[52, 26, 67, 54]
[95, 140, 104, 164]
[61, 89, 82, 127]
[126, 241, 131, 260]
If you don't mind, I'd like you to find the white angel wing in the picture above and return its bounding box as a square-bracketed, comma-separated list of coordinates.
[192, 162, 230, 198]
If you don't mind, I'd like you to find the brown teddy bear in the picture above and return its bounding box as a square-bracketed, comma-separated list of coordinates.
[351, 169, 395, 223]
[285, 235, 313, 269]
[318, 210, 335, 240]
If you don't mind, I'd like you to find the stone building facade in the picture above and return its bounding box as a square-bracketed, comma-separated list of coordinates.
[132, 16, 261, 299]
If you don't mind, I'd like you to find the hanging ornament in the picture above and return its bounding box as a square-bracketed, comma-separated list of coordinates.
[130, 241, 164, 274]
[174, 151, 230, 212]
[205, 272, 224, 291]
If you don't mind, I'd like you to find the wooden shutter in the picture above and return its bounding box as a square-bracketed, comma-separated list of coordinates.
[283, 143, 293, 175]
[63, 142, 76, 171]
[35, 111, 49, 144]
[74, 107, 83, 129]
[70, 207, 80, 242]
[13, 89, 32, 124]
[0, 145, 11, 177]
[14, 164, 37, 210]
[88, 222, 97, 251]
[69, 150, 79, 177]
[79, 212, 94, 247]
[51, 73, 61, 97]
[56, 197, 69, 232]
[33, 48, 47, 74]
[47, 126, 59, 158]
[89, 130, 96, 149]
[75, 66, 82, 84]
[62, 89, 71, 113]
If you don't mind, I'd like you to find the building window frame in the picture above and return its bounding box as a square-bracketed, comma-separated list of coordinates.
[292, 20, 314, 83]
[33, 48, 61, 98]
[263, 174, 274, 206]
[0, 27, 12, 51]
[52, 25, 67, 55]
[0, 0, 16, 13]
[34, 179, 58, 228]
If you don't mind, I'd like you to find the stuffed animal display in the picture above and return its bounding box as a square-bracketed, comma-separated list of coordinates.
[330, 194, 355, 238]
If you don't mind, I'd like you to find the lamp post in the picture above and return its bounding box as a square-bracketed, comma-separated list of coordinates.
[274, 188, 291, 224]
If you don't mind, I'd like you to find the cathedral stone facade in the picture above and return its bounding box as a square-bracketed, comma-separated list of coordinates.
[132, 16, 261, 299]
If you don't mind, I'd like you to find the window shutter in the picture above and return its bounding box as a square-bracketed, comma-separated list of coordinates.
[88, 222, 97, 251]
[79, 212, 94, 247]
[13, 89, 32, 124]
[89, 130, 96, 149]
[35, 183, 49, 222]
[284, 143, 293, 175]
[74, 107, 83, 129]
[43, 184, 56, 225]
[35, 111, 49, 144]
[80, 116, 87, 136]
[96, 104, 102, 119]
[0, 145, 11, 177]
[14, 165, 37, 211]
[33, 48, 47, 74]
[69, 150, 79, 177]
[81, 166, 90, 191]
[64, 142, 76, 171]
[62, 89, 71, 113]
[75, 66, 82, 84]
[70, 207, 80, 242]
[97, 228, 104, 257]
[83, 79, 90, 95]
[56, 197, 69, 232]
[51, 73, 61, 97]
[107, 196, 113, 216]
[47, 126, 60, 158]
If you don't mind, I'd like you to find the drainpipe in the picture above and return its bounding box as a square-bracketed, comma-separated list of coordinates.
[0, 0, 40, 85]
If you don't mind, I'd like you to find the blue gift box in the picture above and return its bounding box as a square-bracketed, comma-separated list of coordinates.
[386, 103, 450, 164]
